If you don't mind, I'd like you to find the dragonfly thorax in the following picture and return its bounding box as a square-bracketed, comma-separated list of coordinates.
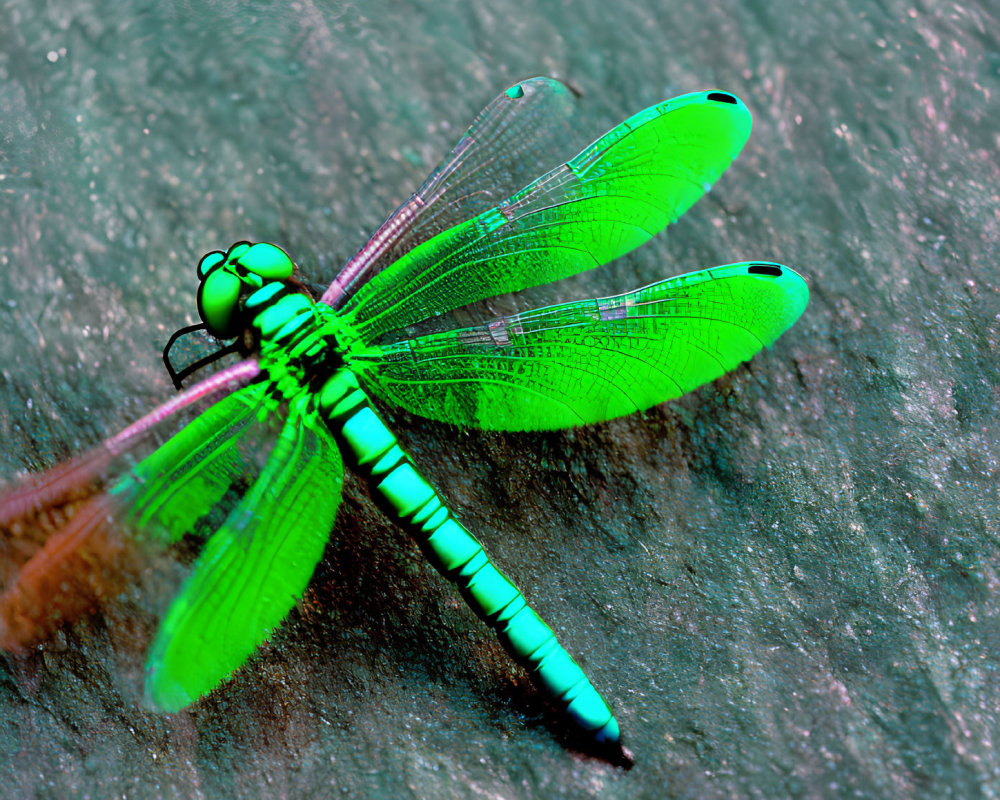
[190, 241, 353, 396]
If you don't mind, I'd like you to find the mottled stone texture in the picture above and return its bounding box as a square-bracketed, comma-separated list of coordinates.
[1, 1, 996, 797]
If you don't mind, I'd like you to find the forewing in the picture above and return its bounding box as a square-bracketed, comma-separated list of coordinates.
[322, 77, 580, 307]
[113, 381, 271, 542]
[0, 364, 262, 650]
[340, 91, 753, 343]
[144, 396, 343, 712]
[350, 263, 809, 431]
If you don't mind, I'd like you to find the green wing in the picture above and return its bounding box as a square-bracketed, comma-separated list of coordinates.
[349, 263, 808, 431]
[340, 90, 752, 343]
[144, 395, 343, 711]
[111, 382, 269, 541]
[322, 77, 581, 306]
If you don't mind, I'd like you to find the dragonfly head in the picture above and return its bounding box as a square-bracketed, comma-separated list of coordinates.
[196, 241, 295, 339]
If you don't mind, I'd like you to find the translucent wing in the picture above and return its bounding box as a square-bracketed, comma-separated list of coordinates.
[322, 77, 580, 308]
[1, 487, 137, 650]
[349, 263, 809, 431]
[339, 91, 753, 344]
[144, 395, 343, 711]
[0, 362, 261, 650]
[114, 381, 272, 542]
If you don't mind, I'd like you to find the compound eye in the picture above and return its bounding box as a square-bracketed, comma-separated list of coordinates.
[197, 250, 226, 280]
[197, 267, 243, 338]
[236, 242, 295, 279]
[226, 241, 252, 263]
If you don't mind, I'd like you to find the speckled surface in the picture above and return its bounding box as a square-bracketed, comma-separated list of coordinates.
[1, 1, 997, 797]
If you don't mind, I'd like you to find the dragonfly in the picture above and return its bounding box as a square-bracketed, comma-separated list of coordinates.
[0, 78, 808, 759]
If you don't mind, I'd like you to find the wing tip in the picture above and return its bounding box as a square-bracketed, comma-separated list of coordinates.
[744, 261, 811, 332]
[144, 659, 199, 713]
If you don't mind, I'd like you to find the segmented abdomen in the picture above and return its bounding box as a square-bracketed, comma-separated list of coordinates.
[316, 366, 620, 743]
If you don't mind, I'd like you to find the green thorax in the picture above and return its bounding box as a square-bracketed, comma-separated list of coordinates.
[195, 241, 363, 402]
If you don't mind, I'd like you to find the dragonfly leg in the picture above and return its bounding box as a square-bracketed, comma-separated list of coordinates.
[318, 369, 621, 746]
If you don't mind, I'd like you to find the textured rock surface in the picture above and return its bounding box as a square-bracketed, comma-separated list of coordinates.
[1, 1, 997, 797]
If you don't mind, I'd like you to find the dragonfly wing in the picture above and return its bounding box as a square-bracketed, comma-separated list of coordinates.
[350, 263, 809, 431]
[322, 77, 580, 307]
[0, 363, 262, 650]
[144, 395, 343, 712]
[113, 381, 272, 542]
[340, 91, 753, 343]
[0, 361, 260, 537]
[0, 491, 134, 650]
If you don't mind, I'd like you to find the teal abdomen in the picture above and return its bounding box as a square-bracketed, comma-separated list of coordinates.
[317, 365, 621, 743]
